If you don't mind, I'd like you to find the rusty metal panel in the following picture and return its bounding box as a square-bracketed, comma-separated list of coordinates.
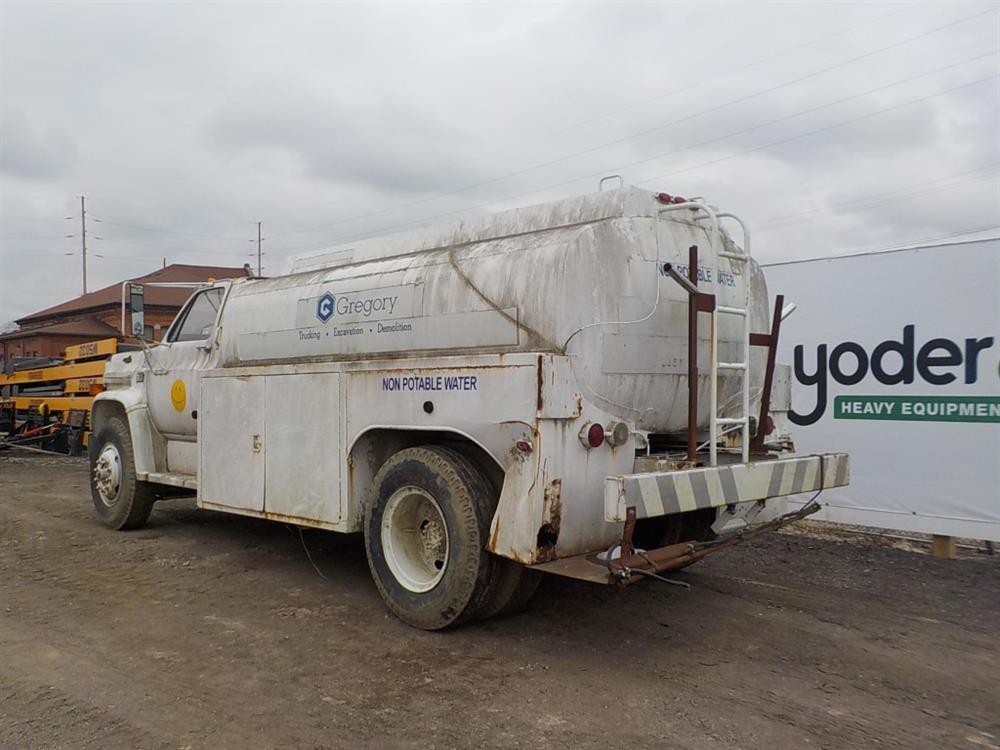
[264, 373, 343, 525]
[198, 376, 265, 512]
[537, 355, 582, 419]
[605, 452, 850, 522]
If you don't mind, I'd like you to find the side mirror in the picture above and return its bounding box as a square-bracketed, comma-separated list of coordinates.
[129, 284, 145, 337]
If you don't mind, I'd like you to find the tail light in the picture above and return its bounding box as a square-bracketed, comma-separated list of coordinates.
[764, 415, 775, 436]
[604, 421, 630, 448]
[579, 422, 605, 449]
[579, 421, 631, 449]
[656, 192, 687, 204]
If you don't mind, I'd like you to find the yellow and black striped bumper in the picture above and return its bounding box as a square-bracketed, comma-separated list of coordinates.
[604, 453, 849, 523]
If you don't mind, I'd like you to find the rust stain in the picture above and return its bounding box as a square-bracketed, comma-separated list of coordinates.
[496, 419, 534, 428]
[535, 477, 562, 562]
[347, 452, 355, 493]
[259, 509, 339, 529]
[536, 354, 544, 411]
[525, 453, 544, 497]
[488, 516, 501, 552]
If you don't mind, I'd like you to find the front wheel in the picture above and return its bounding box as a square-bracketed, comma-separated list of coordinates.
[89, 415, 155, 530]
[364, 446, 500, 630]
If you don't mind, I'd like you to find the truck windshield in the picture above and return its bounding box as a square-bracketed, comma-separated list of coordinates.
[169, 287, 224, 343]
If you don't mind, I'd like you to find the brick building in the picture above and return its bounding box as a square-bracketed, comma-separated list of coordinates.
[0, 264, 250, 361]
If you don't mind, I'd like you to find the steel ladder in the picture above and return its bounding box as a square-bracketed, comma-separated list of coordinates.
[658, 201, 753, 466]
[710, 211, 752, 466]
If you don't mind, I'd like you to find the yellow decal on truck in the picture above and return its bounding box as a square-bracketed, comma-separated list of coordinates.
[170, 380, 187, 412]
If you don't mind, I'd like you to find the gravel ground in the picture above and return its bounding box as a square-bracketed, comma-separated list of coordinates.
[1, 450, 998, 750]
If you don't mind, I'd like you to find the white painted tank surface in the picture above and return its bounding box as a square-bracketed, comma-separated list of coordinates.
[217, 187, 770, 433]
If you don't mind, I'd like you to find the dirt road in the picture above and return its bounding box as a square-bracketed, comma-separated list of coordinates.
[1, 451, 997, 750]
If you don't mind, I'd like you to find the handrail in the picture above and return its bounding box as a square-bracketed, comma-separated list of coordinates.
[714, 212, 750, 257]
[658, 201, 720, 252]
[598, 174, 624, 191]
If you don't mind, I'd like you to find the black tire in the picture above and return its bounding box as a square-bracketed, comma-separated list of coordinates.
[496, 567, 542, 617]
[364, 446, 500, 630]
[478, 560, 542, 620]
[89, 415, 155, 530]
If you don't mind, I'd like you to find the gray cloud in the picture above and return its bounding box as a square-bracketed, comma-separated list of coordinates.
[0, 111, 78, 180]
[1, 1, 997, 323]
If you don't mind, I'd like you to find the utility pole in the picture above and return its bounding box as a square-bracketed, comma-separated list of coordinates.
[256, 221, 263, 276]
[80, 195, 88, 294]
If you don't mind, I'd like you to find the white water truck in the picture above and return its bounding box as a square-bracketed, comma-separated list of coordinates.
[89, 186, 848, 629]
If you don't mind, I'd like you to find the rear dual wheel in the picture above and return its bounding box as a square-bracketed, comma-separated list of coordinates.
[364, 446, 539, 630]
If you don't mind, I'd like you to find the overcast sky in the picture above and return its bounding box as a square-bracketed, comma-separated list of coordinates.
[1, 0, 997, 325]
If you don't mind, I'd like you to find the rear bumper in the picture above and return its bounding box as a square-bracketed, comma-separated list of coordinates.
[532, 497, 826, 585]
[604, 452, 849, 523]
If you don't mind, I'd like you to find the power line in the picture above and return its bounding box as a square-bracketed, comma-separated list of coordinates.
[440, 10, 998, 201]
[0, 234, 75, 240]
[634, 74, 997, 188]
[755, 163, 1000, 225]
[599, 52, 997, 197]
[94, 235, 251, 257]
[90, 253, 165, 263]
[270, 6, 996, 241]
[91, 217, 242, 241]
[273, 69, 998, 258]
[465, 7, 909, 169]
[272, 5, 907, 237]
[812, 223, 1000, 259]
[753, 168, 1000, 232]
[0, 217, 73, 223]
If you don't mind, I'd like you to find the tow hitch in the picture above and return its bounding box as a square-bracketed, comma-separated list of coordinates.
[605, 500, 822, 587]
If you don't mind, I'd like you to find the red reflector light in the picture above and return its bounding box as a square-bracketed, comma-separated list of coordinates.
[765, 415, 775, 436]
[587, 423, 605, 448]
[656, 192, 673, 203]
[672, 195, 687, 204]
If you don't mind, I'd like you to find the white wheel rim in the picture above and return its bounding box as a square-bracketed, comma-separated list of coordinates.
[93, 443, 123, 507]
[381, 487, 449, 593]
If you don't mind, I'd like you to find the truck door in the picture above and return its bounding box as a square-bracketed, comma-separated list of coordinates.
[146, 285, 227, 471]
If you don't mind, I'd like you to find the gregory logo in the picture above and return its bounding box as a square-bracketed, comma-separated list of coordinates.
[316, 292, 336, 322]
[315, 290, 399, 323]
[791, 325, 996, 425]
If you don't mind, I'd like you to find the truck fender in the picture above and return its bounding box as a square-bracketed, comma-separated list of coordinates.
[91, 390, 162, 476]
[346, 424, 527, 539]
[487, 446, 546, 564]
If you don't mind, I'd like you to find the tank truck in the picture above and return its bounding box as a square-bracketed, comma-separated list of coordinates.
[89, 186, 848, 629]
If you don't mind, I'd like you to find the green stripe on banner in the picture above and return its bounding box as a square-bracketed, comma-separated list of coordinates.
[834, 395, 1000, 423]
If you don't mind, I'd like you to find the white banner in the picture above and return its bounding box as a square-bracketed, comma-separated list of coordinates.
[764, 239, 1000, 541]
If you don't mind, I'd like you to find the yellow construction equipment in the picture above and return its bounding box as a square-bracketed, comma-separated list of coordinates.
[0, 338, 119, 452]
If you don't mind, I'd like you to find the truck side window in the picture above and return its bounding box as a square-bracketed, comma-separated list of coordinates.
[168, 287, 224, 343]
